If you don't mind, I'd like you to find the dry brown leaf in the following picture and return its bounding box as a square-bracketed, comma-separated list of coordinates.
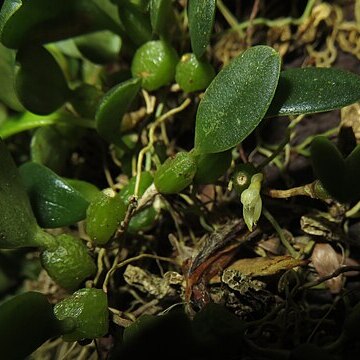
[311, 243, 343, 294]
[210, 255, 307, 283]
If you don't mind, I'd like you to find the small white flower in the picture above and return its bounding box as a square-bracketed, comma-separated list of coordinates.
[240, 173, 263, 231]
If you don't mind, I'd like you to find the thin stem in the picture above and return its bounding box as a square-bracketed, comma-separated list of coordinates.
[134, 98, 191, 197]
[257, 130, 291, 170]
[102, 253, 178, 293]
[299, 265, 360, 290]
[217, 0, 239, 29]
[230, 0, 316, 32]
[262, 207, 298, 258]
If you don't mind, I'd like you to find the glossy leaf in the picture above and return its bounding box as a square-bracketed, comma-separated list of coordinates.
[188, 0, 216, 59]
[74, 30, 122, 64]
[95, 78, 141, 147]
[54, 288, 108, 341]
[0, 111, 95, 139]
[0, 43, 23, 111]
[0, 138, 55, 249]
[195, 46, 281, 154]
[64, 178, 101, 203]
[0, 0, 123, 49]
[266, 67, 360, 117]
[19, 162, 90, 228]
[193, 150, 232, 184]
[15, 45, 70, 115]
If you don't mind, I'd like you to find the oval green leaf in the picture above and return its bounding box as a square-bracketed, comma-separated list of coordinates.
[266, 67, 360, 117]
[195, 46, 281, 154]
[150, 0, 173, 38]
[19, 162, 90, 228]
[344, 144, 360, 202]
[188, 0, 216, 59]
[0, 291, 70, 359]
[0, 0, 123, 49]
[95, 78, 141, 147]
[30, 126, 78, 173]
[74, 30, 122, 64]
[310, 136, 347, 202]
[0, 138, 46, 248]
[15, 45, 70, 115]
[118, 3, 152, 46]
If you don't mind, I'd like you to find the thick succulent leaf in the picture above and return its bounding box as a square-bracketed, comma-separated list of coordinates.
[266, 67, 360, 117]
[15, 45, 70, 115]
[0, 111, 95, 139]
[95, 78, 141, 147]
[74, 30, 121, 64]
[0, 0, 123, 49]
[195, 46, 281, 154]
[0, 139, 41, 248]
[188, 0, 216, 59]
[0, 43, 23, 111]
[19, 162, 90, 228]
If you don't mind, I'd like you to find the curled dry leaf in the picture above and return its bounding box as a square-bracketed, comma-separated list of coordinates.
[311, 243, 343, 294]
[123, 265, 184, 299]
[210, 255, 307, 283]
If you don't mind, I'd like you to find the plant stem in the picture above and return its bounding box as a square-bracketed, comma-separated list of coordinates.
[216, 0, 239, 29]
[262, 207, 298, 258]
[230, 0, 317, 32]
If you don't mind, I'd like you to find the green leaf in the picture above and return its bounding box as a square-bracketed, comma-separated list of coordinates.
[150, 0, 173, 38]
[118, 2, 152, 46]
[310, 136, 346, 199]
[19, 162, 90, 228]
[30, 126, 77, 173]
[0, 292, 72, 359]
[0, 0, 124, 49]
[188, 0, 216, 59]
[192, 303, 246, 358]
[266, 67, 360, 117]
[95, 78, 141, 147]
[195, 46, 281, 154]
[0, 43, 23, 111]
[74, 30, 122, 64]
[120, 311, 194, 358]
[64, 178, 101, 203]
[15, 45, 70, 115]
[0, 111, 95, 139]
[0, 139, 47, 248]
